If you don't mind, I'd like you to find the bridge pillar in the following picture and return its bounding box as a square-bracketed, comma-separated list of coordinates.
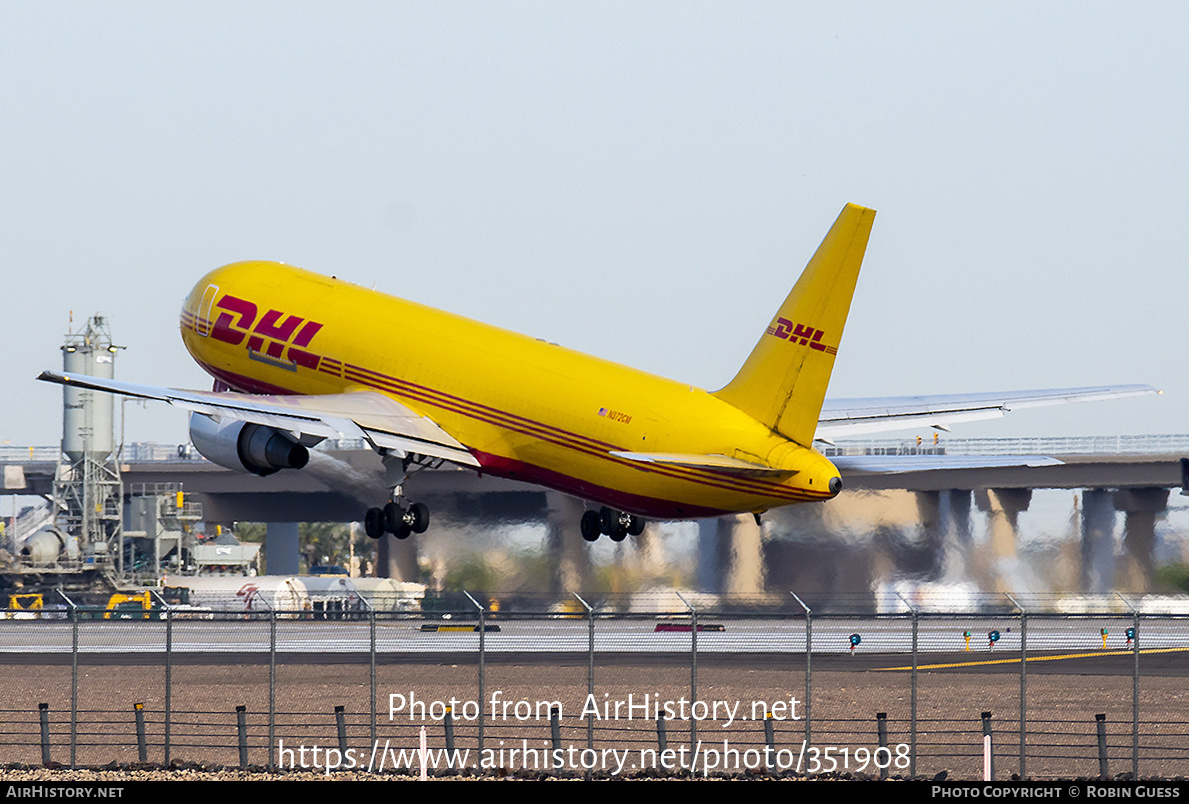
[696, 514, 764, 595]
[973, 489, 1031, 590]
[697, 518, 723, 593]
[264, 522, 299, 575]
[376, 531, 419, 582]
[545, 493, 592, 593]
[1081, 489, 1118, 593]
[916, 491, 942, 545]
[974, 489, 1031, 555]
[722, 513, 765, 596]
[945, 489, 974, 547]
[916, 489, 973, 577]
[1112, 487, 1169, 593]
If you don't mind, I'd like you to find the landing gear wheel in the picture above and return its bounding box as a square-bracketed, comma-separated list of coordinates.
[365, 508, 385, 539]
[408, 502, 430, 534]
[626, 515, 646, 536]
[383, 502, 404, 534]
[580, 510, 601, 542]
[595, 506, 645, 539]
[380, 500, 430, 538]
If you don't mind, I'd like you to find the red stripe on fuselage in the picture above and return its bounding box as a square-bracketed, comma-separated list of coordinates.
[335, 362, 826, 501]
[471, 451, 733, 518]
[183, 318, 829, 507]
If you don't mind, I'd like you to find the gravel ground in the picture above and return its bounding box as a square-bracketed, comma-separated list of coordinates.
[1, 659, 1185, 781]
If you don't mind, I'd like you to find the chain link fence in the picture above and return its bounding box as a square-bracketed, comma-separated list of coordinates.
[0, 592, 1184, 779]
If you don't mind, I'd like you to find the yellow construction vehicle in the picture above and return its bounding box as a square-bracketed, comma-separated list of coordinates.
[6, 593, 44, 618]
[104, 591, 155, 619]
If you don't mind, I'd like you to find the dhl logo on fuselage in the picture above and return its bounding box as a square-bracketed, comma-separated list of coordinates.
[765, 317, 837, 356]
[195, 294, 324, 370]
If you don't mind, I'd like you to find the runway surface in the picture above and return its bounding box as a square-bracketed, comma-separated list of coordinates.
[2, 615, 1185, 675]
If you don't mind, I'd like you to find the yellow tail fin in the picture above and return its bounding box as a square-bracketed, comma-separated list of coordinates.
[713, 203, 875, 446]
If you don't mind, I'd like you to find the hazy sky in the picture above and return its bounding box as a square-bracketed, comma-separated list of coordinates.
[2, 3, 1185, 447]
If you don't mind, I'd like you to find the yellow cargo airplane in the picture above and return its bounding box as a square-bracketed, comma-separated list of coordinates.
[39, 204, 1154, 541]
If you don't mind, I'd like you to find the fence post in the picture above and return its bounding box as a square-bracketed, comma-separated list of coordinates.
[465, 592, 486, 754]
[764, 713, 775, 771]
[58, 591, 78, 770]
[1133, 609, 1140, 780]
[38, 703, 51, 766]
[550, 706, 561, 751]
[165, 605, 172, 766]
[677, 592, 697, 766]
[236, 705, 249, 768]
[335, 705, 348, 755]
[574, 593, 595, 760]
[897, 592, 918, 779]
[1117, 593, 1139, 779]
[656, 715, 668, 754]
[72, 603, 78, 770]
[444, 705, 455, 755]
[365, 600, 376, 748]
[269, 606, 277, 770]
[876, 712, 888, 780]
[1006, 593, 1027, 779]
[791, 593, 812, 752]
[982, 711, 994, 781]
[134, 703, 147, 762]
[910, 606, 917, 779]
[149, 588, 174, 767]
[1096, 713, 1109, 779]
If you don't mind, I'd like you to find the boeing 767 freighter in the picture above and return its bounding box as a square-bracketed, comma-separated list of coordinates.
[40, 204, 1154, 541]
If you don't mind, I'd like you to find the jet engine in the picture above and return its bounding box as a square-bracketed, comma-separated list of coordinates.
[188, 412, 309, 476]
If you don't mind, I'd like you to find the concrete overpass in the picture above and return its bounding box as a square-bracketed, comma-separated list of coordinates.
[3, 436, 1187, 595]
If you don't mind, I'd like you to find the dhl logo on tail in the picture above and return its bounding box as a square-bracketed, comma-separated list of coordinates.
[765, 318, 837, 355]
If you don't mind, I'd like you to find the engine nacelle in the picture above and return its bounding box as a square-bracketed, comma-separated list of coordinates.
[189, 412, 309, 476]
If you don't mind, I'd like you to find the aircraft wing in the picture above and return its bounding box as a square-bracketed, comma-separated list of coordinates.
[37, 371, 480, 467]
[815, 385, 1158, 439]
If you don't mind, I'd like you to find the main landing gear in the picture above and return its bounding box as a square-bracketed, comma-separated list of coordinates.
[365, 453, 434, 540]
[365, 500, 429, 540]
[580, 507, 646, 542]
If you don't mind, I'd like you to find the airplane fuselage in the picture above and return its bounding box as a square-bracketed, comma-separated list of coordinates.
[179, 261, 842, 518]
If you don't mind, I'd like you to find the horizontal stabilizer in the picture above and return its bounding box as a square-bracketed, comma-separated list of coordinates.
[610, 451, 797, 479]
[831, 454, 1063, 474]
[817, 385, 1158, 439]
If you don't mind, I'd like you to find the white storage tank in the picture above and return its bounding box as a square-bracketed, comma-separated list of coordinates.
[61, 316, 118, 462]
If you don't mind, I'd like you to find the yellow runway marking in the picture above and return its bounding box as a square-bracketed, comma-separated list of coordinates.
[873, 646, 1189, 672]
